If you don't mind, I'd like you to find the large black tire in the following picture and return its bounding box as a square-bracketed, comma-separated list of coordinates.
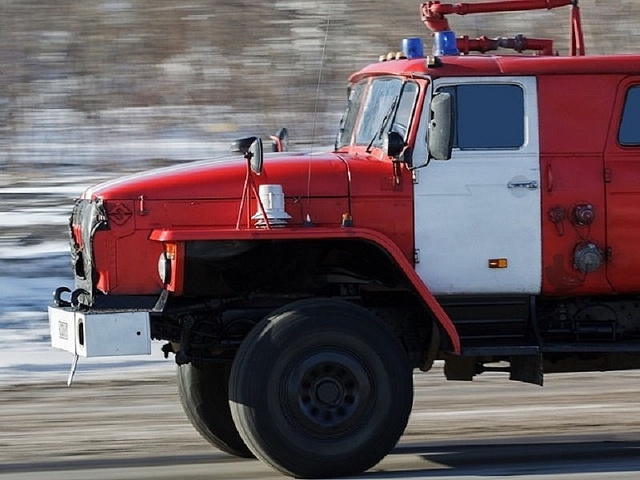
[229, 298, 413, 478]
[177, 362, 253, 458]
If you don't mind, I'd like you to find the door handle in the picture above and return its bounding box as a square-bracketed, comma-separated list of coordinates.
[507, 180, 538, 190]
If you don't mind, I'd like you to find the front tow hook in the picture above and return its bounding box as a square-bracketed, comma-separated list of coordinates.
[53, 286, 72, 308]
[71, 289, 90, 310]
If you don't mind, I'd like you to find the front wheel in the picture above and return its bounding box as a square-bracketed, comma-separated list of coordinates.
[229, 298, 413, 478]
[177, 362, 252, 458]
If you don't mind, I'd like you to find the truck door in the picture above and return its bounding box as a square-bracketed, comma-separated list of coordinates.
[413, 77, 541, 295]
[605, 78, 640, 292]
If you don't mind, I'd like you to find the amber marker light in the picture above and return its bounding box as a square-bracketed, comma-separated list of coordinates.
[341, 213, 353, 227]
[165, 243, 178, 260]
[488, 258, 508, 268]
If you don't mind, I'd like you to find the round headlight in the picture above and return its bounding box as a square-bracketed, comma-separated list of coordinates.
[158, 252, 172, 285]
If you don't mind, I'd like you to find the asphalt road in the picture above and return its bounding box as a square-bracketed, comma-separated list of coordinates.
[2, 364, 640, 479]
[3, 437, 640, 480]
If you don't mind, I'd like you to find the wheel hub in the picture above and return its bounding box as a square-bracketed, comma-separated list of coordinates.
[282, 350, 373, 437]
[315, 379, 342, 406]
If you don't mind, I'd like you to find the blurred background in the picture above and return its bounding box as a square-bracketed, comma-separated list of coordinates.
[1, 0, 640, 381]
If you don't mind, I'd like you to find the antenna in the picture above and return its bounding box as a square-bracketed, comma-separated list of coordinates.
[305, 7, 332, 221]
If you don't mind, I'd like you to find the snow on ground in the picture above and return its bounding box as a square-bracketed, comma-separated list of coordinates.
[0, 249, 170, 384]
[0, 126, 227, 384]
[0, 240, 69, 259]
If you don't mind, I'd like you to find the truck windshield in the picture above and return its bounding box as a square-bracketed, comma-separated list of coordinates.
[336, 77, 418, 150]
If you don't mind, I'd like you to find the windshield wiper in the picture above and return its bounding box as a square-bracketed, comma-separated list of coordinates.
[366, 90, 402, 153]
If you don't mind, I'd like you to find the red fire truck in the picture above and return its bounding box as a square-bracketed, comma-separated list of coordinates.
[48, 0, 640, 477]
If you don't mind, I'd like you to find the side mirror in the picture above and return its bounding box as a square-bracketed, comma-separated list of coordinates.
[232, 136, 258, 155]
[383, 131, 405, 159]
[232, 136, 264, 174]
[428, 92, 454, 161]
[270, 127, 289, 152]
[248, 138, 264, 174]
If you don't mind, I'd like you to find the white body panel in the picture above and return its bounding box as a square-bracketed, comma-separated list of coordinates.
[413, 76, 541, 295]
[48, 306, 151, 357]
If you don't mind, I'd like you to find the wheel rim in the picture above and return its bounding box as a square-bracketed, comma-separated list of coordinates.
[281, 349, 374, 438]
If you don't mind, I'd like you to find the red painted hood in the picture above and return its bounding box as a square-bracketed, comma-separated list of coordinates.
[84, 152, 349, 201]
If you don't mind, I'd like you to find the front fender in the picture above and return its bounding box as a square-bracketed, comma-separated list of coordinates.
[149, 226, 461, 354]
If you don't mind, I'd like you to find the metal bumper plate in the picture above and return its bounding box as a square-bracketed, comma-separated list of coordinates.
[48, 306, 151, 357]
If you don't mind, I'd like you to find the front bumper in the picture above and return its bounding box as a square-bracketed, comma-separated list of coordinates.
[48, 306, 151, 357]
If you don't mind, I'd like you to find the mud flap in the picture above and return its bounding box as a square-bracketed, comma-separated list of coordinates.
[510, 354, 544, 386]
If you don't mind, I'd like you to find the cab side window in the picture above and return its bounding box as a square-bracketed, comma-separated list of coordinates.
[439, 84, 525, 150]
[619, 86, 640, 146]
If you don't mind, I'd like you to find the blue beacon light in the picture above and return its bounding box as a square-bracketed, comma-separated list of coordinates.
[402, 37, 425, 59]
[433, 30, 460, 56]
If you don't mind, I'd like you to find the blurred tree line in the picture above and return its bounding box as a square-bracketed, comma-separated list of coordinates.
[0, 0, 639, 154]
